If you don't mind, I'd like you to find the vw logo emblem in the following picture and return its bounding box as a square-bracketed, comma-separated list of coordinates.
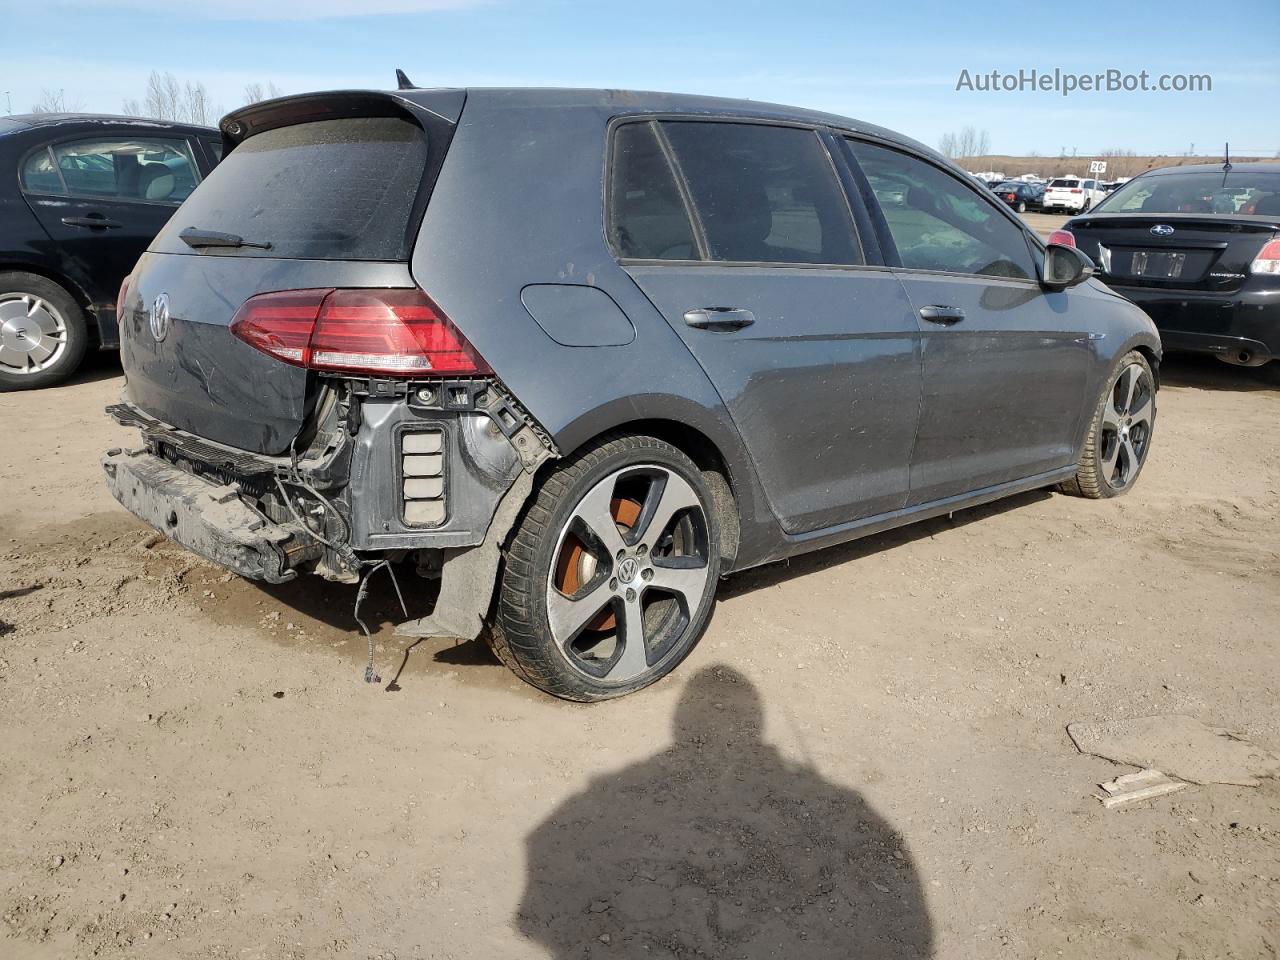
[149, 293, 171, 342]
[617, 557, 639, 583]
[1150, 224, 1175, 237]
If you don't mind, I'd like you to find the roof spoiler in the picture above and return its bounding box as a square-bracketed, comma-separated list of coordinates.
[217, 88, 465, 151]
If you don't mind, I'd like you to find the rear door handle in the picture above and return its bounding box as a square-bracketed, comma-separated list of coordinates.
[918, 305, 965, 325]
[683, 307, 755, 331]
[62, 216, 123, 229]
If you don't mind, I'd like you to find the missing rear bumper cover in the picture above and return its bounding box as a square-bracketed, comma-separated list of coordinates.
[103, 448, 323, 584]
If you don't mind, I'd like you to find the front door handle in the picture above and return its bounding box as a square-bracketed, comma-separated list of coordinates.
[683, 307, 755, 331]
[61, 216, 123, 229]
[918, 305, 965, 325]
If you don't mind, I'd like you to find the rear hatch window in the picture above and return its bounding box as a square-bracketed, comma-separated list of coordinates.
[152, 116, 428, 261]
[1049, 179, 1079, 188]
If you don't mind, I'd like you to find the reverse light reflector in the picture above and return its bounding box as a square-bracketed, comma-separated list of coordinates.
[1047, 230, 1077, 248]
[229, 288, 491, 376]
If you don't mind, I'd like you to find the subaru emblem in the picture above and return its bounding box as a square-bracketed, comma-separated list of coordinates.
[1150, 224, 1175, 237]
[149, 293, 171, 342]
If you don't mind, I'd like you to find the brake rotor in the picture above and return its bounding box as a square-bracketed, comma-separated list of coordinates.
[555, 497, 642, 632]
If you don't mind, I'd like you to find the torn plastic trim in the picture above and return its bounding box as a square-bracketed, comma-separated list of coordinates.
[395, 463, 539, 642]
[341, 374, 559, 473]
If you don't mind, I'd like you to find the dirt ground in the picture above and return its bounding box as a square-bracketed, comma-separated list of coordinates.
[2, 345, 1278, 960]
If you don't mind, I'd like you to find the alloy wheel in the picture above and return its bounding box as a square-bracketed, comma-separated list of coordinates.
[546, 465, 711, 684]
[0, 293, 68, 375]
[1099, 362, 1154, 490]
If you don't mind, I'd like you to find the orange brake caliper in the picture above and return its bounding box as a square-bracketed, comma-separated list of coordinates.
[555, 497, 641, 632]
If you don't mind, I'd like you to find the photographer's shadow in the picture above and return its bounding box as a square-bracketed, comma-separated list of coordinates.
[517, 666, 934, 958]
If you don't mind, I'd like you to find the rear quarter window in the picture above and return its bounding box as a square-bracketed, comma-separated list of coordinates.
[608, 121, 697, 260]
[157, 117, 428, 260]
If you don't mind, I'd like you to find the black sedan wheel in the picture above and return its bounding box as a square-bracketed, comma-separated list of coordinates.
[488, 434, 721, 701]
[1016, 200, 1026, 213]
[1061, 350, 1156, 499]
[0, 272, 89, 391]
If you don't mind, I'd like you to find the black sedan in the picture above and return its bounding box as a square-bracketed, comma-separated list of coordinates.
[0, 114, 220, 389]
[1061, 162, 1280, 368]
[991, 181, 1043, 214]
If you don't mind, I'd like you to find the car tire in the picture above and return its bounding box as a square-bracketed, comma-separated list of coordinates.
[488, 433, 722, 701]
[1016, 200, 1027, 213]
[1082, 199, 1092, 212]
[0, 272, 89, 391]
[1060, 350, 1156, 499]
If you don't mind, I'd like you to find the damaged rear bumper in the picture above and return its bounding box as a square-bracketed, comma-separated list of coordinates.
[103, 448, 322, 583]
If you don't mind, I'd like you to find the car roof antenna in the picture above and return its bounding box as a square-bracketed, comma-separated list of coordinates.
[1223, 142, 1232, 172]
[395, 68, 416, 91]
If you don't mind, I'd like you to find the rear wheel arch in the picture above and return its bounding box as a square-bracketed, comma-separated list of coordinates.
[548, 417, 743, 568]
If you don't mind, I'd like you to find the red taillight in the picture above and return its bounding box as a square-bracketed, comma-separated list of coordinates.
[1251, 238, 1280, 276]
[230, 288, 330, 366]
[1069, 188, 1083, 194]
[230, 288, 490, 376]
[1047, 229, 1076, 247]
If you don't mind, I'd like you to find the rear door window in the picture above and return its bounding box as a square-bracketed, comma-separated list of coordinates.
[659, 121, 860, 265]
[158, 117, 428, 260]
[849, 140, 1036, 280]
[22, 136, 201, 203]
[608, 121, 697, 260]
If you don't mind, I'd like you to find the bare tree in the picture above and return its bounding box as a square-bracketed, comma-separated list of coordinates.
[938, 126, 990, 160]
[243, 82, 285, 105]
[1096, 148, 1142, 179]
[122, 71, 221, 125]
[31, 88, 83, 114]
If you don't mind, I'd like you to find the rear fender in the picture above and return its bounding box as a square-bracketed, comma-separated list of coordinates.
[553, 393, 777, 571]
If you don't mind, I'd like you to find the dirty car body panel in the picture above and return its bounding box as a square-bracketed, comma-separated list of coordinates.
[104, 86, 1160, 683]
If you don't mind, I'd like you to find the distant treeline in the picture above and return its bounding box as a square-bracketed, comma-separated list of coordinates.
[958, 153, 1269, 180]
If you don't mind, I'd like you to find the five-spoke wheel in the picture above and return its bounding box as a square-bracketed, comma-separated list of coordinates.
[1061, 349, 1156, 499]
[1098, 361, 1154, 490]
[489, 435, 720, 700]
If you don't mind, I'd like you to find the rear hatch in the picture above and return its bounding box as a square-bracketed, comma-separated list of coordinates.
[1044, 179, 1083, 203]
[119, 90, 463, 455]
[1070, 166, 1280, 292]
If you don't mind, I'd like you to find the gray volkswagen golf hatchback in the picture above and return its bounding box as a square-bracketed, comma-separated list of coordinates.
[105, 87, 1160, 700]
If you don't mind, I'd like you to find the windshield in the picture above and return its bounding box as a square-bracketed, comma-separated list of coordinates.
[154, 116, 429, 260]
[1096, 169, 1280, 215]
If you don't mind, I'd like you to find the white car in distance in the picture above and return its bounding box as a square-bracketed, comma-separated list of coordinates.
[1042, 176, 1107, 212]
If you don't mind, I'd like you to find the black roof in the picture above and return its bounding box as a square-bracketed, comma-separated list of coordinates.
[1143, 160, 1280, 177]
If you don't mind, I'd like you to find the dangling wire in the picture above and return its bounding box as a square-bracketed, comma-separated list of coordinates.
[273, 474, 409, 686]
[353, 558, 409, 684]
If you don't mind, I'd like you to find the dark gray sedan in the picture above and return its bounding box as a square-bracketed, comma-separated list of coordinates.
[104, 87, 1160, 700]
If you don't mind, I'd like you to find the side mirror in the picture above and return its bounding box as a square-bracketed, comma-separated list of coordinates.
[1042, 243, 1095, 290]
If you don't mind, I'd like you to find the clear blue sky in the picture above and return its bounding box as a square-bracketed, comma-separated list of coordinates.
[4, 0, 1277, 157]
